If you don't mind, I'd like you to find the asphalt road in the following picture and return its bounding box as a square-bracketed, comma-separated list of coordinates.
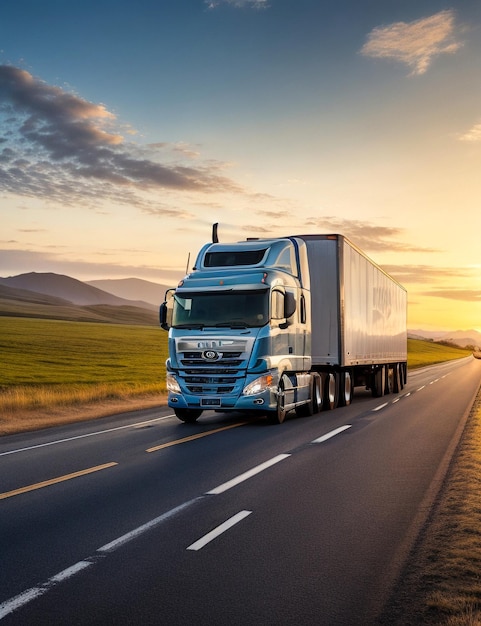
[1, 356, 480, 625]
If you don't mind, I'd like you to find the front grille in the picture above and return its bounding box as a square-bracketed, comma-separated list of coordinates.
[183, 351, 242, 359]
[178, 348, 247, 396]
[185, 376, 234, 384]
[181, 351, 243, 368]
[186, 385, 235, 394]
[182, 359, 243, 367]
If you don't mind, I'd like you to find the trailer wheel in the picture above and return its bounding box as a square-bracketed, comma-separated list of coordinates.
[393, 363, 402, 393]
[312, 373, 323, 413]
[372, 366, 385, 398]
[174, 408, 203, 423]
[267, 379, 287, 424]
[324, 372, 339, 410]
[339, 371, 352, 406]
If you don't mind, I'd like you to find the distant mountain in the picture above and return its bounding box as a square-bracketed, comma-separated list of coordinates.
[0, 283, 72, 306]
[440, 329, 481, 348]
[408, 329, 445, 341]
[0, 272, 155, 309]
[87, 278, 173, 306]
[0, 275, 158, 325]
[409, 328, 481, 348]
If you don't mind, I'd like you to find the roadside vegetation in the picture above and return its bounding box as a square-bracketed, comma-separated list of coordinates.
[0, 316, 167, 434]
[382, 391, 481, 626]
[0, 316, 473, 435]
[407, 338, 472, 368]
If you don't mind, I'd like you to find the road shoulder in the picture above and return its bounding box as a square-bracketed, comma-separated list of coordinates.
[379, 386, 481, 625]
[0, 394, 168, 436]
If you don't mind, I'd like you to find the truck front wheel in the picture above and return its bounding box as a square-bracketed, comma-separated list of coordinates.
[174, 408, 203, 423]
[267, 380, 287, 424]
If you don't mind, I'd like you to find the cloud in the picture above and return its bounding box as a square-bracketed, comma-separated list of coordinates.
[421, 289, 481, 302]
[459, 122, 481, 142]
[381, 264, 470, 284]
[360, 10, 462, 75]
[205, 0, 269, 9]
[0, 65, 243, 211]
[0, 248, 184, 282]
[302, 216, 438, 253]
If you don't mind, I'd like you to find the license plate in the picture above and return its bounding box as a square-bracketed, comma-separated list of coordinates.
[201, 398, 221, 407]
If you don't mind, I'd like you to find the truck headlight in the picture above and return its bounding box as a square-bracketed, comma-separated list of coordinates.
[166, 373, 181, 394]
[243, 374, 275, 396]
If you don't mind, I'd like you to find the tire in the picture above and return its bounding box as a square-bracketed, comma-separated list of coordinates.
[339, 370, 352, 407]
[386, 367, 394, 394]
[372, 366, 385, 398]
[312, 373, 323, 413]
[267, 379, 287, 424]
[324, 372, 339, 410]
[174, 408, 203, 423]
[296, 375, 315, 417]
[393, 363, 402, 393]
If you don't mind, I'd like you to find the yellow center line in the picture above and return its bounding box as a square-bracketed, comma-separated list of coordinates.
[146, 421, 249, 453]
[0, 462, 118, 500]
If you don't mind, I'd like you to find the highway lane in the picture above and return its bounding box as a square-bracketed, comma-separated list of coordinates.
[1, 356, 480, 624]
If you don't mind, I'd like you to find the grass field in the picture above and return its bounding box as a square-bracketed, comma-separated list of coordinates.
[0, 316, 472, 416]
[407, 338, 472, 368]
[0, 316, 168, 414]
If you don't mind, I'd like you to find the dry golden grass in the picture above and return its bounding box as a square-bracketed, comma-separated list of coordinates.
[0, 391, 168, 436]
[0, 316, 169, 434]
[382, 392, 481, 625]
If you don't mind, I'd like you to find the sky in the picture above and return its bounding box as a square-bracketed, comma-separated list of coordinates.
[1, 0, 481, 332]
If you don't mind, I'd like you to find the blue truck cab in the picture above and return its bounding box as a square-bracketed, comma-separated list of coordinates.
[159, 235, 315, 423]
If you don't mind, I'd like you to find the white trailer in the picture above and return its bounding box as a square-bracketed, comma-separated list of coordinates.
[298, 234, 407, 405]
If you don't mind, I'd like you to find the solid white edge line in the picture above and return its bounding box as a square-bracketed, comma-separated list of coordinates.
[206, 454, 291, 495]
[98, 498, 200, 553]
[0, 415, 175, 457]
[0, 497, 201, 620]
[187, 510, 252, 551]
[311, 425, 352, 444]
[0, 561, 93, 620]
[50, 561, 92, 583]
[0, 588, 44, 620]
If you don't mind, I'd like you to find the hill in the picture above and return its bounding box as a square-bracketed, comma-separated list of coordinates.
[409, 328, 481, 349]
[87, 277, 173, 306]
[0, 274, 158, 325]
[0, 272, 155, 309]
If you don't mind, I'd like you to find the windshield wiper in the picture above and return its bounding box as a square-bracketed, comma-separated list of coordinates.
[214, 322, 248, 328]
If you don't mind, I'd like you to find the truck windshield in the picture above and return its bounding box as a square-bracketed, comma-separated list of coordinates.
[172, 291, 268, 328]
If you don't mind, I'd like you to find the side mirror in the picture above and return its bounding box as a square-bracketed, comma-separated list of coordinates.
[159, 302, 170, 330]
[284, 292, 296, 319]
[159, 288, 175, 330]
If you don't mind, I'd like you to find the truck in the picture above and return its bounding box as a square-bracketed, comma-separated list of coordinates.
[159, 227, 407, 424]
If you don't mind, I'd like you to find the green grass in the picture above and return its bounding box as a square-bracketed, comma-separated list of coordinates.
[408, 338, 472, 368]
[0, 316, 168, 412]
[0, 317, 472, 416]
